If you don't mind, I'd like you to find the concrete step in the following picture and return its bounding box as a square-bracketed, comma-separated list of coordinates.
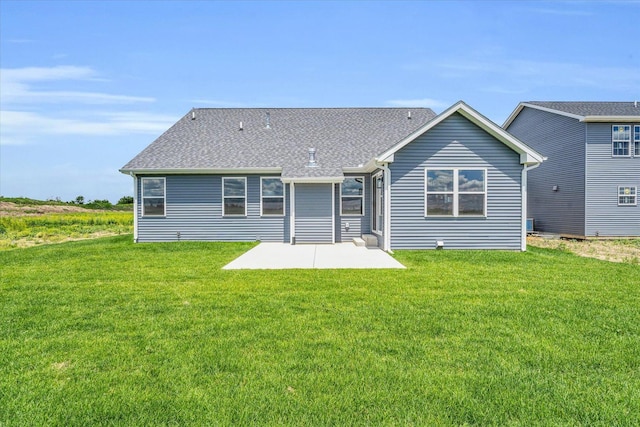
[352, 237, 366, 247]
[362, 234, 378, 248]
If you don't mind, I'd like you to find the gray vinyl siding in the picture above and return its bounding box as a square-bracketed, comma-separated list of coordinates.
[390, 113, 523, 250]
[507, 107, 586, 235]
[294, 183, 333, 244]
[136, 175, 289, 242]
[585, 123, 640, 236]
[334, 175, 372, 243]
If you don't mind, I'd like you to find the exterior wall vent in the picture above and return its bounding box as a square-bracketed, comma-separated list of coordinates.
[307, 148, 318, 167]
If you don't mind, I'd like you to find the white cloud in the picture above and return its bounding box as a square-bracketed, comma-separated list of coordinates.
[0, 110, 177, 145]
[189, 99, 252, 107]
[386, 98, 449, 109]
[0, 65, 155, 105]
[0, 65, 171, 145]
[436, 58, 640, 93]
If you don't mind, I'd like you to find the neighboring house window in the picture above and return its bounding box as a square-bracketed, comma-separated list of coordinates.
[635, 125, 640, 156]
[341, 177, 364, 215]
[223, 177, 247, 216]
[141, 177, 166, 216]
[261, 177, 284, 216]
[618, 186, 637, 206]
[612, 125, 631, 157]
[425, 169, 486, 217]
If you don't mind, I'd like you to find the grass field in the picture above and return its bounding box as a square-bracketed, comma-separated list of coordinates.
[0, 200, 132, 250]
[1, 235, 638, 425]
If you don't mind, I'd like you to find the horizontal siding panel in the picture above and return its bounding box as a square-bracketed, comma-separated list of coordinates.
[334, 176, 372, 243]
[585, 123, 640, 236]
[390, 113, 523, 250]
[507, 108, 586, 235]
[136, 175, 289, 242]
[294, 183, 333, 244]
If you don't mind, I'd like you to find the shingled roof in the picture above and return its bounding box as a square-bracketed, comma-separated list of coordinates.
[504, 101, 640, 127]
[121, 108, 436, 180]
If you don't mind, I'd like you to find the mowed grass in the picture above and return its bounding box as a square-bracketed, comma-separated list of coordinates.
[1, 236, 639, 426]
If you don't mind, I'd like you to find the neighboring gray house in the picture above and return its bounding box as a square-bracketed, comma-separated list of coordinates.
[121, 101, 544, 250]
[504, 101, 640, 237]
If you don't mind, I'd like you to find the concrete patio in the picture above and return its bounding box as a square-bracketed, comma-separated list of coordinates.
[222, 242, 406, 270]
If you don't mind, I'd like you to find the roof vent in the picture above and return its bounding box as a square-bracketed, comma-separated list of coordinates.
[306, 148, 318, 167]
[407, 110, 412, 119]
[635, 101, 638, 108]
[239, 121, 243, 131]
[191, 110, 196, 120]
[265, 112, 271, 129]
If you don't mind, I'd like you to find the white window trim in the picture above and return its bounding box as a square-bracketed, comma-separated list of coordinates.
[634, 125, 640, 157]
[260, 177, 285, 217]
[612, 125, 631, 157]
[618, 186, 637, 206]
[141, 177, 166, 217]
[340, 176, 365, 216]
[424, 168, 487, 218]
[222, 177, 247, 217]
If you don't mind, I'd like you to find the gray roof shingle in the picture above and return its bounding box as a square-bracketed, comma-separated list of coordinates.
[121, 108, 436, 179]
[526, 101, 640, 117]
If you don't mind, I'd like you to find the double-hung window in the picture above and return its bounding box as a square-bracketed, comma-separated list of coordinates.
[635, 125, 640, 156]
[141, 177, 166, 216]
[223, 177, 247, 216]
[612, 125, 631, 157]
[618, 186, 637, 206]
[341, 177, 364, 216]
[425, 169, 486, 217]
[261, 178, 284, 216]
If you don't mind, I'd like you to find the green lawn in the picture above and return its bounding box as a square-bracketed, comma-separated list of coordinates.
[1, 236, 639, 426]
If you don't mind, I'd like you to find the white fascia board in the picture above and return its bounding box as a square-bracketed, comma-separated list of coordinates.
[582, 115, 640, 123]
[454, 105, 545, 165]
[280, 176, 344, 184]
[343, 158, 382, 174]
[374, 103, 463, 162]
[503, 103, 584, 128]
[119, 167, 282, 175]
[377, 100, 544, 165]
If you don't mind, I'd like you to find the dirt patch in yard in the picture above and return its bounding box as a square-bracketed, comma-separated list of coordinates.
[0, 201, 96, 216]
[528, 236, 640, 264]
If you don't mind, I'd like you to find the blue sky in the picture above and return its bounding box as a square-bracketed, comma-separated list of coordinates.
[1, 0, 639, 203]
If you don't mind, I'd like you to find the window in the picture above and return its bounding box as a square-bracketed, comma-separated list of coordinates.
[141, 177, 166, 216]
[612, 125, 631, 157]
[618, 186, 637, 206]
[261, 178, 284, 216]
[425, 169, 486, 217]
[635, 125, 640, 156]
[223, 177, 246, 216]
[341, 177, 364, 216]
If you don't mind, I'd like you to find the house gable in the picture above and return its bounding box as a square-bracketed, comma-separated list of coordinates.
[505, 102, 640, 237]
[388, 112, 525, 250]
[378, 101, 544, 167]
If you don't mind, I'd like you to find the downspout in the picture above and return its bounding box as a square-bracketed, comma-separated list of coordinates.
[130, 172, 138, 243]
[377, 162, 392, 253]
[290, 182, 295, 244]
[521, 163, 541, 251]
